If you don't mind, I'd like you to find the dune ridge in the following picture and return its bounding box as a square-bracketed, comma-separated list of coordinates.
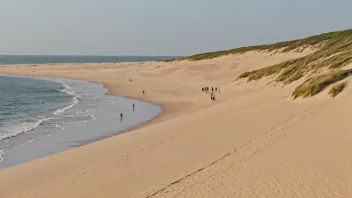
[1, 29, 352, 197]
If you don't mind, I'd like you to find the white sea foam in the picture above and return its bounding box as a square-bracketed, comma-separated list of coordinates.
[0, 117, 51, 141]
[13, 127, 65, 149]
[63, 115, 95, 125]
[0, 77, 80, 141]
[0, 150, 4, 163]
[53, 82, 80, 116]
[53, 97, 79, 116]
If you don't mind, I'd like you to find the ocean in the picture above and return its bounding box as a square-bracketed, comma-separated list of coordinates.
[0, 55, 181, 65]
[0, 76, 73, 142]
[0, 55, 165, 170]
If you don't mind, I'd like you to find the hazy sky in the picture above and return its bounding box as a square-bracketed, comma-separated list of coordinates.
[1, 0, 352, 56]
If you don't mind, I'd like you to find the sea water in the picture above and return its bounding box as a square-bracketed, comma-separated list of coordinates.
[0, 76, 73, 145]
[0, 55, 181, 65]
[0, 75, 161, 170]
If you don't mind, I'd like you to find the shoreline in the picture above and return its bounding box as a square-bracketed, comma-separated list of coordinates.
[0, 55, 182, 65]
[0, 62, 184, 128]
[1, 49, 343, 198]
[2, 73, 166, 130]
[0, 74, 162, 170]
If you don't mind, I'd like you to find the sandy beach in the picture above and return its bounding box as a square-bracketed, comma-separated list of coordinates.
[1, 48, 352, 197]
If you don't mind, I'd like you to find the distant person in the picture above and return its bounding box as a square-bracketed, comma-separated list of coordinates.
[215, 87, 217, 92]
[133, 103, 135, 111]
[213, 95, 216, 101]
[142, 90, 145, 95]
[212, 87, 214, 92]
[202, 87, 204, 92]
[120, 112, 123, 120]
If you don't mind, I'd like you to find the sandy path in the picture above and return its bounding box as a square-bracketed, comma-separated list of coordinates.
[1, 49, 349, 197]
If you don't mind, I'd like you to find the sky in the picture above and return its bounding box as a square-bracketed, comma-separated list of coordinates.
[0, 0, 352, 56]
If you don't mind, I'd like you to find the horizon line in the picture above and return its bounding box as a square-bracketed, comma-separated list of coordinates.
[0, 54, 185, 57]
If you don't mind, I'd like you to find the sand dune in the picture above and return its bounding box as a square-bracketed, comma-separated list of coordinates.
[0, 48, 351, 197]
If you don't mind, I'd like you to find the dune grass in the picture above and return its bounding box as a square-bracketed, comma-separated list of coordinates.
[164, 29, 352, 62]
[292, 69, 352, 99]
[233, 28, 352, 98]
[329, 82, 347, 97]
[237, 29, 352, 83]
[180, 32, 335, 61]
[161, 28, 352, 99]
[157, 59, 177, 62]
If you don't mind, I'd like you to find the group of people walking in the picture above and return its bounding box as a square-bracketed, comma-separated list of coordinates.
[202, 86, 220, 102]
[202, 86, 220, 93]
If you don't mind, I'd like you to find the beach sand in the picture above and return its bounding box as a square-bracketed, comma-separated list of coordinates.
[1, 49, 352, 197]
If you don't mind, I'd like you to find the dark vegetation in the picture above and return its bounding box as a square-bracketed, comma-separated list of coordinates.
[329, 81, 347, 98]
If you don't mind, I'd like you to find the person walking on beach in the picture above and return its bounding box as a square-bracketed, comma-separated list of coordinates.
[133, 103, 135, 111]
[142, 90, 145, 95]
[120, 112, 123, 120]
